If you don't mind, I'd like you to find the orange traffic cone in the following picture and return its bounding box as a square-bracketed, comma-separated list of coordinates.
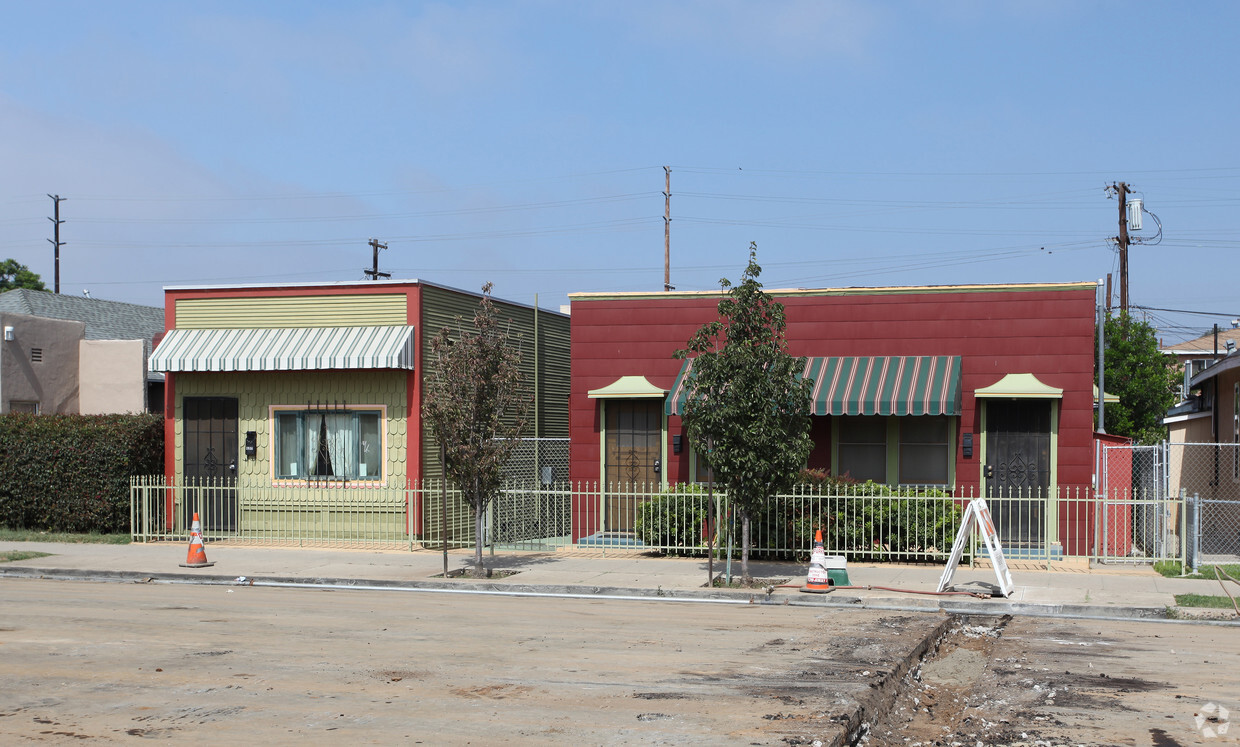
[800, 529, 832, 593]
[179, 512, 215, 568]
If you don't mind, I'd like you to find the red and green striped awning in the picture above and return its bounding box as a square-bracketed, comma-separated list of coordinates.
[666, 355, 962, 417]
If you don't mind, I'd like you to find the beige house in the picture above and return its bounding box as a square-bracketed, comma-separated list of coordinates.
[1162, 322, 1240, 401]
[0, 312, 84, 414]
[0, 289, 165, 415]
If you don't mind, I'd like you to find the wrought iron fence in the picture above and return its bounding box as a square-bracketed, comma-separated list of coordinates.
[130, 476, 412, 548]
[412, 480, 573, 552]
[572, 483, 966, 562]
[130, 476, 1187, 567]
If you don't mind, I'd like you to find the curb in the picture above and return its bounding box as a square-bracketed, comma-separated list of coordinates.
[0, 565, 1193, 622]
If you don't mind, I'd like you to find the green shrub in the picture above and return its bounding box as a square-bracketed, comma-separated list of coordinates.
[753, 476, 963, 561]
[635, 484, 711, 555]
[0, 413, 164, 533]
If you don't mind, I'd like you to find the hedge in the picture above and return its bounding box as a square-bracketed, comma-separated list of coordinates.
[636, 469, 963, 562]
[634, 484, 711, 554]
[0, 413, 164, 533]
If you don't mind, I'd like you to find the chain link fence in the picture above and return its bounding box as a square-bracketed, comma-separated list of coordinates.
[1166, 442, 1240, 568]
[498, 437, 570, 486]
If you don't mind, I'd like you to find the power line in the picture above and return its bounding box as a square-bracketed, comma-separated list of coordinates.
[38, 167, 659, 204]
[1130, 304, 1240, 318]
[671, 165, 1240, 178]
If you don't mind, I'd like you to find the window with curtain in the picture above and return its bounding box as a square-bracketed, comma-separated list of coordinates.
[275, 409, 383, 481]
[836, 415, 887, 483]
[898, 415, 950, 485]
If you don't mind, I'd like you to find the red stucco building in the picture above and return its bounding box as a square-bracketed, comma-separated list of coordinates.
[568, 281, 1099, 553]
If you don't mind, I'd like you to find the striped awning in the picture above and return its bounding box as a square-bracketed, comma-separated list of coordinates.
[667, 355, 962, 417]
[149, 326, 415, 372]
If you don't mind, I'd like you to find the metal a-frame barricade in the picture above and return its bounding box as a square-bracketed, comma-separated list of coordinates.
[937, 496, 1014, 598]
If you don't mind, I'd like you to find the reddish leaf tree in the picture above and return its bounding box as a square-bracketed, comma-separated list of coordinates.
[422, 283, 530, 577]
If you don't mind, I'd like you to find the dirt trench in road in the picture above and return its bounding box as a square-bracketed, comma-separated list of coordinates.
[859, 614, 1240, 747]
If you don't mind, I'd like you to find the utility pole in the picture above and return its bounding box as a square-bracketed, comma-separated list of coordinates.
[47, 194, 64, 294]
[364, 238, 390, 281]
[1109, 182, 1130, 314]
[1097, 279, 1106, 434]
[663, 166, 673, 291]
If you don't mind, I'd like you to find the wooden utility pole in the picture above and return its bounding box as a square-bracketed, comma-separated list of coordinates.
[1111, 182, 1130, 314]
[365, 238, 390, 280]
[47, 194, 64, 294]
[663, 166, 672, 291]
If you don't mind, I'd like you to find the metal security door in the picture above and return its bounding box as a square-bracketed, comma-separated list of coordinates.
[985, 399, 1051, 547]
[604, 400, 661, 532]
[183, 396, 238, 533]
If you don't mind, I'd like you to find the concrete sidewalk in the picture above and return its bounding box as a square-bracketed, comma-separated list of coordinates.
[1, 540, 1234, 621]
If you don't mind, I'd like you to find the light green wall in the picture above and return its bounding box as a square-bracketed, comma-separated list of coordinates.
[175, 294, 407, 329]
[174, 370, 408, 488]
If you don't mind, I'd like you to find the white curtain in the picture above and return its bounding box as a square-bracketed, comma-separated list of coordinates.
[326, 413, 357, 478]
[301, 411, 366, 480]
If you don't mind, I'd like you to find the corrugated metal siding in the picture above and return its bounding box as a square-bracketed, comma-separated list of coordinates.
[172, 370, 408, 488]
[175, 295, 407, 329]
[536, 310, 570, 438]
[418, 285, 570, 479]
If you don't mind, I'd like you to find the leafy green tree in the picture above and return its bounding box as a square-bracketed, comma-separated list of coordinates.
[675, 243, 814, 583]
[1098, 312, 1178, 444]
[422, 282, 530, 577]
[0, 259, 46, 292]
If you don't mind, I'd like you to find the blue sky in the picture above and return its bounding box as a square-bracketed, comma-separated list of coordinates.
[1, 1, 1236, 343]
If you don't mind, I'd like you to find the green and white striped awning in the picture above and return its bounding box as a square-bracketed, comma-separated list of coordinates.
[667, 355, 962, 417]
[149, 326, 416, 372]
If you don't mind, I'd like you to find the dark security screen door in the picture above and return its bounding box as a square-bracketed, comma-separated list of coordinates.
[183, 396, 238, 532]
[604, 400, 661, 532]
[985, 399, 1051, 547]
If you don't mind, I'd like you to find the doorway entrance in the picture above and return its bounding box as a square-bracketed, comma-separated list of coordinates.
[984, 399, 1052, 547]
[183, 396, 238, 532]
[604, 400, 662, 532]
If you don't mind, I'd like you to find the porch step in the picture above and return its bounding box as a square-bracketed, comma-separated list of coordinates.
[999, 544, 1063, 560]
[574, 532, 646, 548]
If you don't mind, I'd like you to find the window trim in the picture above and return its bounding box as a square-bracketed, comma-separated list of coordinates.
[269, 404, 387, 485]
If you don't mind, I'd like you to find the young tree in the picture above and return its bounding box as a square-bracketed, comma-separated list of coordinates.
[675, 243, 813, 584]
[1098, 312, 1178, 444]
[422, 282, 530, 577]
[0, 259, 46, 292]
